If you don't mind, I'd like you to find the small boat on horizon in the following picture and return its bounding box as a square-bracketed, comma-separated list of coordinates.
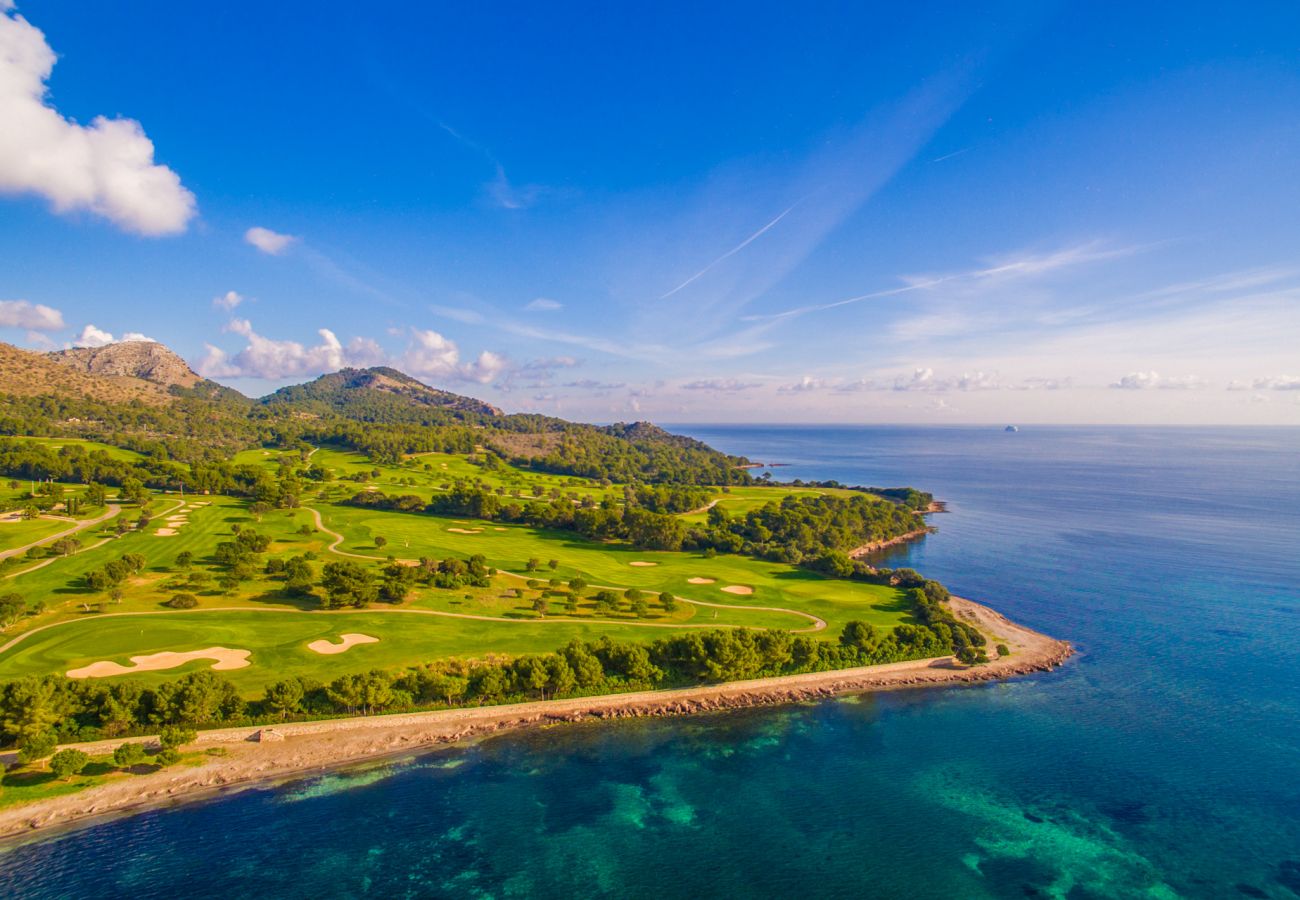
[1004, 425, 1019, 432]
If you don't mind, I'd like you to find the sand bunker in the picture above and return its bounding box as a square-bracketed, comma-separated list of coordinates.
[687, 577, 716, 584]
[721, 585, 754, 595]
[447, 527, 483, 534]
[628, 561, 658, 567]
[155, 528, 177, 537]
[307, 633, 380, 655]
[68, 647, 251, 679]
[493, 527, 508, 532]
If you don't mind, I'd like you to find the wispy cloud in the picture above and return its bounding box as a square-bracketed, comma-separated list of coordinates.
[745, 241, 1141, 325]
[658, 202, 800, 299]
[212, 290, 244, 311]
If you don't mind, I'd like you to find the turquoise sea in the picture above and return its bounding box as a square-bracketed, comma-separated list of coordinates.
[1, 426, 1297, 899]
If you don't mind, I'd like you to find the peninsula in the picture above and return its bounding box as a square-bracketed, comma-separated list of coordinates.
[0, 340, 1070, 837]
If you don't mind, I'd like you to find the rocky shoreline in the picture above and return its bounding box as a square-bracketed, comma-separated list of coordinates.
[848, 527, 936, 558]
[0, 597, 1072, 843]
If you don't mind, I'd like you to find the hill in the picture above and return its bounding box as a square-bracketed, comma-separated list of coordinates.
[262, 367, 502, 422]
[0, 341, 174, 405]
[0, 341, 750, 482]
[47, 341, 203, 388]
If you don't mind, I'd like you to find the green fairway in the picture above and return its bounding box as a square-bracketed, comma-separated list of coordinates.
[5, 436, 144, 463]
[0, 609, 797, 693]
[0, 516, 70, 553]
[316, 503, 910, 635]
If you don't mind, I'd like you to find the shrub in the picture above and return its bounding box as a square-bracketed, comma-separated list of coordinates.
[159, 725, 197, 749]
[113, 742, 148, 768]
[154, 748, 181, 767]
[166, 593, 199, 609]
[995, 643, 1010, 657]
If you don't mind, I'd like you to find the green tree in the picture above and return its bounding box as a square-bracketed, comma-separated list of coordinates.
[659, 591, 677, 612]
[374, 536, 388, 549]
[0, 593, 25, 629]
[166, 593, 198, 609]
[16, 730, 57, 764]
[263, 679, 305, 719]
[112, 742, 148, 769]
[154, 748, 181, 767]
[159, 725, 197, 749]
[321, 561, 378, 608]
[49, 748, 89, 781]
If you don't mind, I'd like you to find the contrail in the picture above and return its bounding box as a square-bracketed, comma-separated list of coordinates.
[659, 201, 800, 300]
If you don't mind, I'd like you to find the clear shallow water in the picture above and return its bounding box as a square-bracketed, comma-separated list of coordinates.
[1, 426, 1297, 899]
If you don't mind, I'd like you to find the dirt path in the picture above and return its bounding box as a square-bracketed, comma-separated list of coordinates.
[0, 503, 121, 562]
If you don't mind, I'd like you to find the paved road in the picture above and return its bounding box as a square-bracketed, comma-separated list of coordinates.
[0, 503, 121, 562]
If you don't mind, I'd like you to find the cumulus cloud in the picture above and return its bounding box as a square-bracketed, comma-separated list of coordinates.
[71, 324, 154, 348]
[196, 320, 514, 385]
[779, 376, 828, 393]
[399, 328, 513, 385]
[525, 297, 563, 312]
[1111, 371, 1208, 390]
[1247, 375, 1300, 391]
[0, 8, 196, 234]
[244, 226, 297, 255]
[198, 319, 383, 379]
[212, 290, 244, 311]
[0, 298, 63, 330]
[681, 378, 761, 392]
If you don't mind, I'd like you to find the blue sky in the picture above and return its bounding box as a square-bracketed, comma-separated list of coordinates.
[1, 0, 1298, 423]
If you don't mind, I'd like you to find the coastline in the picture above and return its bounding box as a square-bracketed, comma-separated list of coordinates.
[0, 596, 1071, 843]
[848, 526, 936, 558]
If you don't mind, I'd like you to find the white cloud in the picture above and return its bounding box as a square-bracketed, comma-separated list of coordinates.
[0, 298, 63, 330]
[1249, 375, 1300, 391]
[1111, 371, 1160, 390]
[462, 350, 509, 384]
[212, 290, 244, 311]
[778, 376, 828, 393]
[244, 226, 297, 255]
[0, 8, 195, 234]
[525, 297, 562, 312]
[199, 319, 381, 379]
[681, 378, 761, 392]
[1111, 372, 1209, 390]
[400, 328, 461, 379]
[197, 319, 514, 386]
[71, 324, 154, 348]
[400, 329, 511, 385]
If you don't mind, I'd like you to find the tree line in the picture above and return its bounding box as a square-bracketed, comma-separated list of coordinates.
[0, 614, 983, 750]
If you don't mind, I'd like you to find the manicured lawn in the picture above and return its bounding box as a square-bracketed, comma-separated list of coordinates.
[318, 504, 911, 634]
[0, 609, 779, 694]
[0, 516, 70, 553]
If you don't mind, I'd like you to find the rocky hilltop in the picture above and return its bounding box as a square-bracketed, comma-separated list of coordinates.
[47, 341, 203, 389]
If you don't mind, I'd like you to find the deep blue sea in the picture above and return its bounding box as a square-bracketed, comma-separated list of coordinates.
[2, 426, 1297, 899]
